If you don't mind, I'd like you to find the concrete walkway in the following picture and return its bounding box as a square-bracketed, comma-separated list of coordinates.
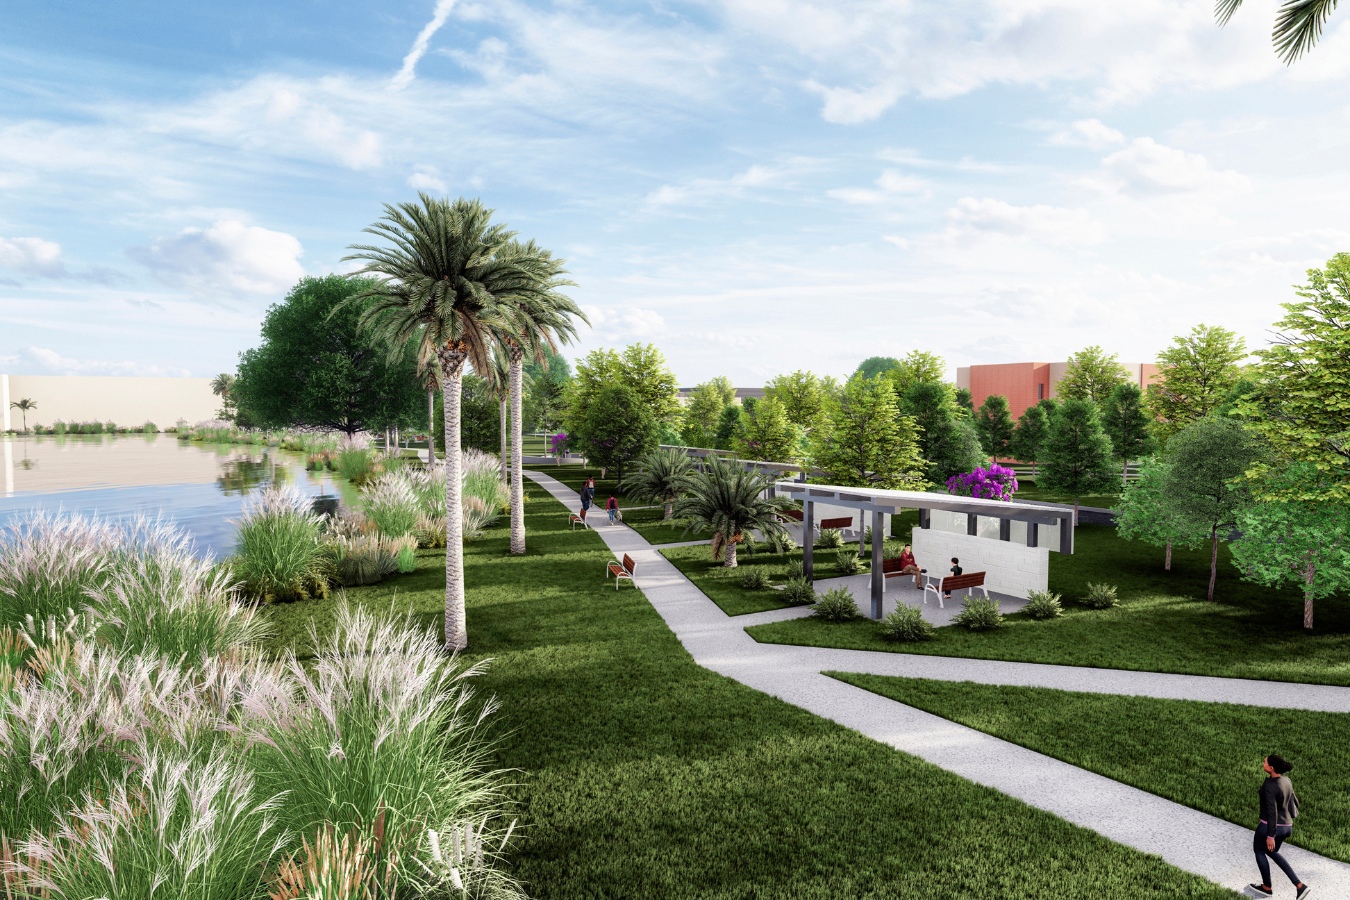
[528, 469, 1350, 896]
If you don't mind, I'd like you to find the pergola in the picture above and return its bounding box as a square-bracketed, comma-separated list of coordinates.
[773, 482, 1077, 619]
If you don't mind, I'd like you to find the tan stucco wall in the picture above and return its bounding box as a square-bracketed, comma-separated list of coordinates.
[2, 375, 218, 431]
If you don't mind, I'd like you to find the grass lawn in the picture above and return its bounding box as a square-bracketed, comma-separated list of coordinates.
[617, 503, 701, 545]
[1013, 479, 1120, 509]
[261, 483, 1236, 899]
[660, 542, 867, 616]
[830, 674, 1350, 865]
[748, 524, 1350, 686]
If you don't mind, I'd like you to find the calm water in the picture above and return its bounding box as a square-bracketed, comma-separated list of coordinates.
[0, 434, 361, 558]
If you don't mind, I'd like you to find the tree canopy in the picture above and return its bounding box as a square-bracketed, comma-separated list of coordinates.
[898, 381, 985, 485]
[1058, 346, 1130, 406]
[1011, 404, 1050, 471]
[853, 356, 901, 381]
[813, 378, 926, 489]
[1114, 457, 1207, 571]
[681, 377, 736, 447]
[885, 350, 947, 398]
[1037, 399, 1117, 517]
[1102, 382, 1156, 484]
[762, 370, 838, 431]
[574, 384, 657, 484]
[1145, 324, 1247, 441]
[522, 348, 571, 433]
[566, 344, 680, 438]
[975, 394, 1014, 460]
[234, 275, 423, 435]
[736, 396, 798, 463]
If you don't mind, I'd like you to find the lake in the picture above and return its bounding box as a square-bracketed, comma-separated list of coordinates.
[0, 434, 361, 558]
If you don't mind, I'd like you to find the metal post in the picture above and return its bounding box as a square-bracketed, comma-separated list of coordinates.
[999, 518, 1011, 542]
[858, 514, 866, 558]
[919, 508, 930, 529]
[870, 508, 884, 619]
[1059, 516, 1074, 555]
[967, 514, 978, 536]
[803, 499, 815, 582]
[1027, 523, 1039, 548]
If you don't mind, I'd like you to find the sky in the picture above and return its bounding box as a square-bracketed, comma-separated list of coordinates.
[2, 1, 1349, 386]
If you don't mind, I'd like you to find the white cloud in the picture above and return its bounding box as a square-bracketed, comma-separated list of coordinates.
[0, 236, 64, 277]
[9, 345, 191, 377]
[407, 165, 447, 192]
[580, 304, 666, 341]
[1048, 119, 1125, 150]
[391, 0, 460, 90]
[828, 169, 929, 204]
[646, 162, 814, 207]
[1096, 137, 1250, 195]
[128, 219, 304, 296]
[944, 197, 1106, 245]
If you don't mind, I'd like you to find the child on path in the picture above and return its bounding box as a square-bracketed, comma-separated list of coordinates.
[1249, 754, 1311, 898]
[606, 495, 619, 525]
[943, 557, 961, 601]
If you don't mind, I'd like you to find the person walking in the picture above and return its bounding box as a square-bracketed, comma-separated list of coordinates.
[579, 478, 596, 521]
[1249, 754, 1311, 898]
[606, 494, 620, 525]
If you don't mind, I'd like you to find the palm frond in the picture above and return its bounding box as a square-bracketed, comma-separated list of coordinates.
[1216, 0, 1340, 63]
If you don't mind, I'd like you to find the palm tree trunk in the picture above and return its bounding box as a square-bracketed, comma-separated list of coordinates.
[499, 398, 508, 483]
[440, 352, 468, 651]
[426, 389, 436, 464]
[724, 538, 738, 568]
[509, 350, 525, 555]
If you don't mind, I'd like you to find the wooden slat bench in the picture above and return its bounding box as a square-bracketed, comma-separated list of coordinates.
[819, 516, 853, 532]
[569, 512, 589, 530]
[606, 553, 636, 589]
[777, 508, 804, 523]
[880, 557, 925, 592]
[923, 571, 988, 608]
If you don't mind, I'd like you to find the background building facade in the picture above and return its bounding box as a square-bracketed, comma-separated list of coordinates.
[1, 374, 219, 431]
[956, 362, 1159, 419]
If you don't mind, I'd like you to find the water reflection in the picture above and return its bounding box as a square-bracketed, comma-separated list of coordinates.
[0, 434, 361, 558]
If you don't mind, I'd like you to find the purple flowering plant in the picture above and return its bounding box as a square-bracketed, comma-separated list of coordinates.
[550, 432, 569, 454]
[945, 464, 1019, 501]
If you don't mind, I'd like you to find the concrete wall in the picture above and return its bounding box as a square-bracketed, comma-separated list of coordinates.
[912, 527, 1049, 600]
[1, 375, 218, 431]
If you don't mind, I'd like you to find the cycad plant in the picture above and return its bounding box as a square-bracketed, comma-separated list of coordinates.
[627, 447, 696, 519]
[344, 195, 544, 650]
[672, 458, 788, 568]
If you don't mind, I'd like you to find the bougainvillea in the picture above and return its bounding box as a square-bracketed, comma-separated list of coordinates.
[550, 432, 569, 455]
[945, 463, 1019, 501]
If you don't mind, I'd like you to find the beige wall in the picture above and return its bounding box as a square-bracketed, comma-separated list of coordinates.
[1, 375, 219, 431]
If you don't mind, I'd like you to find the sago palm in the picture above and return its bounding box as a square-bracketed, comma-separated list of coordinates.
[343, 194, 534, 651]
[1218, 0, 1340, 63]
[627, 447, 696, 519]
[490, 240, 584, 557]
[673, 458, 789, 568]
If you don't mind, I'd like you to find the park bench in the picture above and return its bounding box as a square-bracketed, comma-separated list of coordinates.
[605, 553, 636, 589]
[923, 571, 988, 609]
[880, 557, 925, 592]
[819, 516, 853, 532]
[569, 512, 589, 530]
[777, 508, 804, 523]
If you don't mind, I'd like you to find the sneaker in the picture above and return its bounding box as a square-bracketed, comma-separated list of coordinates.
[1296, 885, 1313, 899]
[1247, 887, 1272, 898]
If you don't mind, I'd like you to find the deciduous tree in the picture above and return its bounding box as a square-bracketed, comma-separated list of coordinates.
[736, 396, 797, 463]
[575, 384, 657, 486]
[1011, 404, 1049, 476]
[682, 377, 736, 446]
[1103, 382, 1157, 485]
[567, 344, 680, 434]
[1114, 457, 1206, 571]
[899, 381, 985, 485]
[1038, 399, 1117, 522]
[1145, 324, 1247, 441]
[887, 350, 947, 397]
[813, 378, 926, 489]
[763, 370, 836, 431]
[976, 394, 1015, 460]
[853, 356, 900, 381]
[1058, 346, 1129, 406]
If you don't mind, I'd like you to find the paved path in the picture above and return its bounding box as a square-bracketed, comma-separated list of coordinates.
[528, 470, 1350, 896]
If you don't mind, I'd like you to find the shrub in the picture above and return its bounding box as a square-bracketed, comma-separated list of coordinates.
[816, 528, 844, 549]
[1082, 582, 1119, 609]
[327, 534, 399, 586]
[52, 420, 67, 435]
[835, 550, 862, 576]
[811, 587, 861, 622]
[880, 605, 935, 642]
[1023, 589, 1064, 620]
[738, 569, 769, 590]
[392, 535, 419, 573]
[785, 559, 804, 579]
[765, 530, 794, 555]
[952, 595, 1003, 631]
[780, 576, 814, 605]
[415, 513, 448, 549]
[335, 434, 377, 485]
[363, 475, 421, 539]
[232, 486, 332, 603]
[140, 421, 157, 434]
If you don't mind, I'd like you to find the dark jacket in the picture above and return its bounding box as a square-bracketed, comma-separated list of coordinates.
[580, 486, 595, 509]
[1259, 775, 1299, 828]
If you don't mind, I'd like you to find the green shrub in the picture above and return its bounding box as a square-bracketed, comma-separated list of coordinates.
[835, 550, 862, 576]
[879, 605, 935, 642]
[816, 528, 844, 549]
[140, 421, 157, 434]
[765, 530, 794, 555]
[415, 514, 447, 549]
[52, 420, 67, 435]
[952, 595, 1003, 631]
[785, 559, 804, 579]
[1024, 589, 1064, 620]
[780, 576, 814, 605]
[363, 475, 421, 539]
[1082, 582, 1119, 609]
[811, 587, 861, 622]
[233, 486, 332, 603]
[738, 569, 769, 590]
[327, 533, 399, 586]
[393, 536, 419, 573]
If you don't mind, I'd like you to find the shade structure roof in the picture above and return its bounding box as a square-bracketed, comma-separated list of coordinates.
[772, 482, 1075, 528]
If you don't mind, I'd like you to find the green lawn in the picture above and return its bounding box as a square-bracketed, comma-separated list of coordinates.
[659, 542, 868, 617]
[261, 483, 1236, 899]
[618, 504, 702, 545]
[749, 523, 1350, 686]
[830, 674, 1350, 864]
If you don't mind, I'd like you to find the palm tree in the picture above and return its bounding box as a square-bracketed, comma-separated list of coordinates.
[491, 240, 584, 556]
[417, 361, 439, 464]
[210, 373, 234, 400]
[627, 447, 696, 519]
[1218, 0, 1340, 63]
[673, 458, 789, 568]
[343, 194, 537, 651]
[9, 398, 35, 432]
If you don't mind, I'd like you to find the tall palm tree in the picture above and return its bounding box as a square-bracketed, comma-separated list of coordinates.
[416, 360, 439, 464]
[210, 373, 234, 400]
[479, 343, 512, 485]
[1217, 0, 1340, 63]
[673, 458, 789, 568]
[9, 398, 35, 432]
[343, 194, 535, 651]
[627, 446, 696, 519]
[492, 240, 584, 557]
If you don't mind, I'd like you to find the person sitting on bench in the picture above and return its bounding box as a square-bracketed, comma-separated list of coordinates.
[944, 557, 962, 601]
[896, 543, 925, 589]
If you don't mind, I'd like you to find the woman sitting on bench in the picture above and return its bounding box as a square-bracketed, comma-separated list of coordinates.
[896, 544, 925, 589]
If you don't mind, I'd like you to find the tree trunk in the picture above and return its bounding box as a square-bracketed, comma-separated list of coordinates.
[1121, 458, 1129, 487]
[1304, 564, 1316, 631]
[664, 501, 673, 520]
[426, 389, 436, 464]
[509, 351, 525, 556]
[1164, 540, 1172, 571]
[725, 538, 739, 569]
[1207, 525, 1219, 602]
[439, 349, 468, 652]
[499, 398, 508, 483]
[1073, 496, 1080, 525]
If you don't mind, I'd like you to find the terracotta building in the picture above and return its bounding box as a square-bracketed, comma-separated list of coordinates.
[956, 362, 1160, 420]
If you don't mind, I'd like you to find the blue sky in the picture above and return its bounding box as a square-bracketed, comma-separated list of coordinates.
[2, 0, 1349, 385]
